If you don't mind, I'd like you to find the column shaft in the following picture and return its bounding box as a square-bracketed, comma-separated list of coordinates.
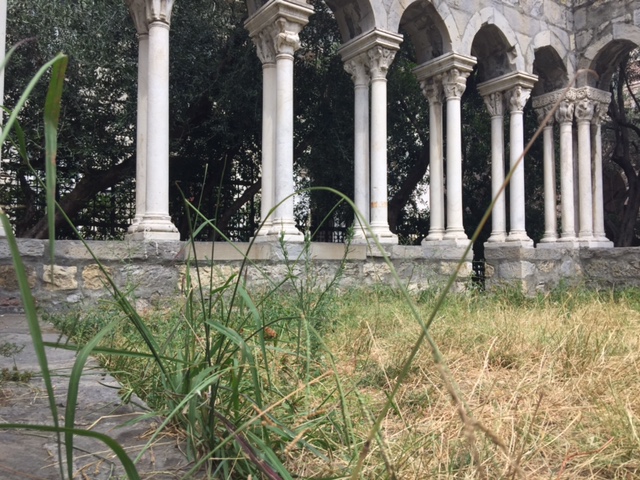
[541, 124, 557, 242]
[593, 101, 609, 242]
[577, 117, 594, 238]
[367, 46, 397, 243]
[442, 69, 468, 241]
[484, 92, 506, 242]
[258, 63, 276, 235]
[129, 34, 149, 232]
[506, 86, 532, 243]
[421, 78, 444, 241]
[557, 101, 576, 241]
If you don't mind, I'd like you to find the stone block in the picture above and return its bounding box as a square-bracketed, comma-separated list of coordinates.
[82, 264, 112, 290]
[0, 265, 37, 290]
[0, 239, 45, 259]
[42, 265, 78, 291]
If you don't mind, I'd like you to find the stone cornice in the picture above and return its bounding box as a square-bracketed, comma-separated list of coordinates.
[338, 29, 403, 63]
[477, 71, 538, 98]
[244, 0, 314, 39]
[413, 52, 476, 82]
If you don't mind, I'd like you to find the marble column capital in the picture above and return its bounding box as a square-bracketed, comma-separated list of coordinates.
[343, 53, 370, 87]
[534, 104, 554, 125]
[483, 91, 504, 118]
[419, 75, 443, 105]
[251, 26, 277, 64]
[275, 17, 303, 56]
[506, 85, 531, 113]
[146, 0, 175, 25]
[555, 99, 575, 124]
[574, 96, 596, 123]
[442, 68, 469, 99]
[574, 86, 611, 126]
[126, 0, 149, 35]
[367, 46, 396, 80]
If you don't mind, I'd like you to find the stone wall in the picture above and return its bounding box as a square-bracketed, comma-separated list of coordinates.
[3, 239, 640, 312]
[0, 240, 472, 312]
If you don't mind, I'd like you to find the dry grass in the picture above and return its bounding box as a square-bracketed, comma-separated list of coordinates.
[318, 287, 640, 479]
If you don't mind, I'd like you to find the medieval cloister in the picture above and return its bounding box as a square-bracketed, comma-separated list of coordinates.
[3, 0, 640, 305]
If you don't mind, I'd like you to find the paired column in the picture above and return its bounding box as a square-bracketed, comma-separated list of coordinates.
[574, 91, 595, 240]
[414, 53, 476, 246]
[127, 0, 179, 240]
[343, 54, 370, 239]
[245, 0, 313, 242]
[338, 30, 402, 244]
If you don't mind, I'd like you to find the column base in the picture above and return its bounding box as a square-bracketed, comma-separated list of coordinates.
[126, 214, 180, 241]
[579, 239, 614, 248]
[423, 229, 445, 243]
[443, 228, 468, 242]
[368, 224, 398, 245]
[539, 233, 558, 243]
[486, 232, 508, 243]
[127, 216, 144, 234]
[506, 231, 533, 246]
[251, 223, 274, 243]
[268, 221, 304, 243]
[554, 237, 580, 249]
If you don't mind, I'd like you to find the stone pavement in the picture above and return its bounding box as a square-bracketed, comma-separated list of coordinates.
[0, 313, 193, 479]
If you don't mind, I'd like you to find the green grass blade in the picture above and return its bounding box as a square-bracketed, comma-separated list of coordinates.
[64, 320, 119, 479]
[43, 54, 68, 259]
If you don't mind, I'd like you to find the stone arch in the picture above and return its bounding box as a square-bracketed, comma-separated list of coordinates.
[397, 0, 452, 64]
[460, 8, 524, 73]
[387, 0, 458, 48]
[579, 24, 640, 88]
[324, 0, 383, 42]
[532, 46, 568, 96]
[470, 24, 517, 82]
[526, 30, 573, 80]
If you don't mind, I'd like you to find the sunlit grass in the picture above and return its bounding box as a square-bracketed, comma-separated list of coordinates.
[52, 286, 640, 479]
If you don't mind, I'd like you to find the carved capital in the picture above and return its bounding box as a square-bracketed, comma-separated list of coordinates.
[534, 104, 554, 125]
[275, 17, 302, 56]
[367, 46, 396, 80]
[344, 54, 370, 87]
[146, 0, 175, 25]
[483, 92, 504, 118]
[574, 97, 595, 123]
[506, 85, 531, 113]
[442, 68, 469, 99]
[251, 26, 276, 64]
[593, 99, 610, 126]
[555, 100, 575, 124]
[127, 0, 149, 35]
[420, 75, 443, 105]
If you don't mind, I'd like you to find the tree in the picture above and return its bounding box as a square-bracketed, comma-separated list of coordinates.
[604, 50, 640, 246]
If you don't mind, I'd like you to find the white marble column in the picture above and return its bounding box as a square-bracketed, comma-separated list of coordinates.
[534, 102, 557, 243]
[442, 68, 470, 242]
[556, 95, 577, 242]
[344, 54, 370, 239]
[246, 1, 313, 243]
[126, 1, 149, 235]
[0, 0, 6, 238]
[483, 92, 507, 242]
[251, 27, 277, 239]
[505, 85, 533, 244]
[130, 0, 179, 240]
[420, 76, 445, 242]
[270, 18, 304, 240]
[574, 91, 595, 241]
[366, 45, 397, 243]
[592, 93, 613, 246]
